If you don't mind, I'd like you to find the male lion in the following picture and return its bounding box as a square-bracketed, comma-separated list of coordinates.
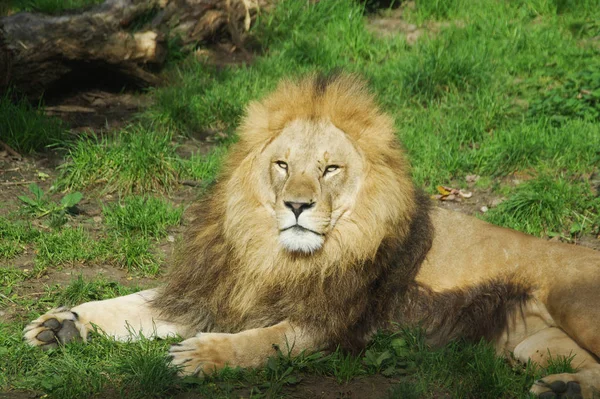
[25, 73, 600, 398]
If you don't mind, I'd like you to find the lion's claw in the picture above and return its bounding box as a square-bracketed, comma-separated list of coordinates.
[168, 333, 235, 376]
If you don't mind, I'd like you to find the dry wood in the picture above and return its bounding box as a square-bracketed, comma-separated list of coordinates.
[0, 139, 22, 159]
[0, 0, 268, 98]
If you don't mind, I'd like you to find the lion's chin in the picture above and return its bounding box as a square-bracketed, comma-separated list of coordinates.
[279, 227, 324, 254]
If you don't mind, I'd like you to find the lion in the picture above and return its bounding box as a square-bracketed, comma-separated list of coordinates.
[24, 73, 600, 398]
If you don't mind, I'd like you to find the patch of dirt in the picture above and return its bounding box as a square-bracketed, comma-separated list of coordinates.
[0, 392, 43, 399]
[366, 1, 464, 44]
[44, 90, 151, 134]
[0, 374, 409, 399]
[429, 174, 508, 217]
[572, 234, 600, 251]
[0, 262, 162, 323]
[281, 374, 401, 399]
[0, 155, 57, 215]
[172, 374, 405, 399]
[433, 187, 503, 217]
[194, 41, 254, 68]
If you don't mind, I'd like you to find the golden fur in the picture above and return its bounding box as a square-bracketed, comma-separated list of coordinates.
[24, 73, 600, 398]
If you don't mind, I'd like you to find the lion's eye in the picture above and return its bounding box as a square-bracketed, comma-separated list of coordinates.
[275, 161, 288, 171]
[324, 165, 340, 176]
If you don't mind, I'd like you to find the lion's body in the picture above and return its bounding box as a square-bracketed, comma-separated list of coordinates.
[25, 74, 600, 398]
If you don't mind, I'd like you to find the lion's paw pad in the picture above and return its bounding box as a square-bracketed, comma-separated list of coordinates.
[535, 380, 582, 399]
[23, 308, 85, 350]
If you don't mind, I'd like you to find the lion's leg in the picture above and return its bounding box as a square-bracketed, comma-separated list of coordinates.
[24, 289, 187, 349]
[512, 327, 600, 398]
[168, 320, 319, 376]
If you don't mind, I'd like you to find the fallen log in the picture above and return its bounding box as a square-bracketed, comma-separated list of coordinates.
[0, 0, 264, 98]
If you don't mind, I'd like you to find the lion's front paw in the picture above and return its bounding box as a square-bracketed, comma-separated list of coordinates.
[531, 378, 582, 399]
[529, 368, 600, 399]
[23, 308, 87, 350]
[168, 333, 236, 376]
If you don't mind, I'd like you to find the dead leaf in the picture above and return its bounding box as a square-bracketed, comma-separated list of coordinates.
[459, 190, 472, 198]
[436, 185, 452, 196]
[37, 171, 50, 181]
[465, 174, 480, 183]
[434, 184, 473, 202]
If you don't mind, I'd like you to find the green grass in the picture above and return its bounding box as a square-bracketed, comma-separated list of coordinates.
[46, 275, 139, 307]
[1, 0, 600, 397]
[3, 313, 570, 398]
[103, 196, 183, 238]
[106, 234, 162, 276]
[181, 146, 228, 188]
[57, 124, 226, 195]
[58, 125, 181, 195]
[0, 92, 67, 153]
[0, 217, 40, 259]
[33, 227, 105, 272]
[485, 176, 600, 237]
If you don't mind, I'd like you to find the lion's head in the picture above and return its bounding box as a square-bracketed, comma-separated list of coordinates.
[220, 73, 416, 264]
[158, 73, 427, 335]
[252, 117, 365, 253]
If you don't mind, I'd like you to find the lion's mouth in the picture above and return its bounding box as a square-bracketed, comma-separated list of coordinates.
[279, 225, 325, 253]
[280, 225, 323, 236]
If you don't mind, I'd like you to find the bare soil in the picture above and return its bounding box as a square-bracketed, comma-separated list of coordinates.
[366, 1, 464, 45]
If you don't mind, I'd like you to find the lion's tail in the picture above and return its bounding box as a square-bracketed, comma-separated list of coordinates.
[397, 279, 531, 347]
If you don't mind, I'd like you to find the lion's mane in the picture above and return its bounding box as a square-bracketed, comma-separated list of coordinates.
[154, 73, 435, 348]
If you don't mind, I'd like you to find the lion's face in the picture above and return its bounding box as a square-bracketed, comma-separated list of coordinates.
[259, 119, 365, 254]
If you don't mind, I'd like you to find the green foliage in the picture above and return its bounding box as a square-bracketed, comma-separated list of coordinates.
[0, 268, 28, 306]
[181, 146, 228, 188]
[58, 124, 229, 194]
[0, 322, 44, 387]
[145, 0, 377, 137]
[0, 217, 39, 259]
[0, 92, 67, 153]
[412, 0, 463, 21]
[36, 351, 109, 399]
[101, 195, 180, 276]
[544, 352, 577, 375]
[528, 66, 600, 126]
[116, 336, 179, 398]
[58, 125, 180, 195]
[399, 29, 492, 103]
[484, 176, 600, 237]
[103, 196, 182, 239]
[45, 275, 138, 307]
[34, 227, 104, 270]
[145, 63, 264, 138]
[18, 183, 83, 228]
[475, 119, 600, 176]
[106, 234, 162, 276]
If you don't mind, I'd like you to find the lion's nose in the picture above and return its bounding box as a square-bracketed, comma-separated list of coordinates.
[284, 201, 314, 219]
